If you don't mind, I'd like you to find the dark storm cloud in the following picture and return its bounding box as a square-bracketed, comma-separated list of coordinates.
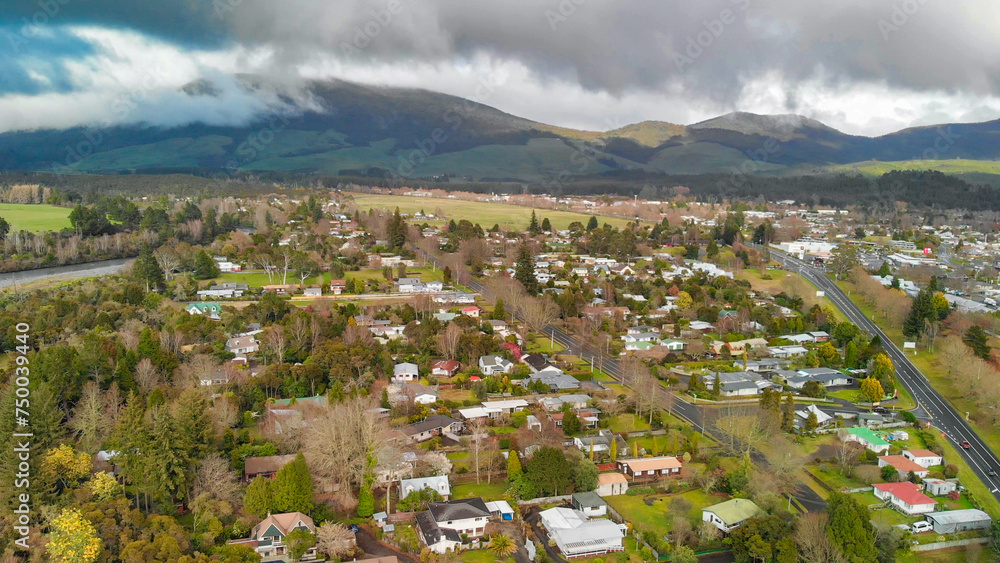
[5, 0, 1000, 102]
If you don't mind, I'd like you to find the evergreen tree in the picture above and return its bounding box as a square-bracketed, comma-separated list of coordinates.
[133, 245, 165, 292]
[705, 238, 719, 259]
[587, 216, 599, 231]
[964, 325, 991, 359]
[193, 250, 221, 280]
[562, 411, 581, 435]
[244, 476, 274, 518]
[902, 288, 935, 338]
[877, 261, 892, 277]
[491, 299, 507, 320]
[541, 217, 552, 232]
[525, 447, 573, 496]
[0, 216, 9, 239]
[356, 476, 375, 517]
[387, 208, 407, 251]
[273, 453, 314, 513]
[528, 211, 540, 235]
[780, 393, 795, 433]
[826, 493, 878, 563]
[514, 243, 538, 294]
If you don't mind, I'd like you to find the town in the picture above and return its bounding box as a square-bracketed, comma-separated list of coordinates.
[2, 184, 1000, 563]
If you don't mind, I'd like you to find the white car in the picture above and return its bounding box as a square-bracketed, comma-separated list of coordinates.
[910, 521, 932, 534]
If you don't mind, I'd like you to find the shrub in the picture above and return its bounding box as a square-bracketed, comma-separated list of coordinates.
[944, 464, 959, 478]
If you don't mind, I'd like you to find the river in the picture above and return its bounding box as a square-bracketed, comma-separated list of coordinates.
[0, 258, 133, 290]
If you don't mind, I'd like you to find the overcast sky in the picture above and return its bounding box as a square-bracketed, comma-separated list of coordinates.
[3, 0, 1000, 136]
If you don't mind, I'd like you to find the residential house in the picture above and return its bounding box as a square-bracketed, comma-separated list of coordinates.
[769, 345, 809, 358]
[478, 355, 514, 376]
[460, 306, 481, 318]
[265, 396, 329, 435]
[702, 499, 764, 533]
[416, 498, 492, 554]
[878, 455, 931, 480]
[841, 427, 891, 454]
[243, 454, 296, 483]
[617, 456, 682, 480]
[573, 430, 623, 455]
[229, 512, 318, 561]
[743, 358, 783, 372]
[185, 302, 222, 319]
[330, 279, 347, 294]
[661, 339, 686, 352]
[426, 281, 444, 292]
[924, 510, 992, 534]
[796, 367, 853, 387]
[903, 449, 944, 468]
[226, 335, 259, 355]
[874, 482, 938, 516]
[263, 284, 298, 296]
[539, 507, 624, 559]
[596, 473, 629, 497]
[923, 479, 958, 496]
[303, 287, 322, 297]
[809, 331, 831, 342]
[571, 491, 608, 517]
[215, 260, 242, 272]
[197, 282, 249, 299]
[524, 368, 581, 391]
[521, 353, 553, 373]
[393, 362, 420, 383]
[402, 415, 463, 443]
[399, 475, 451, 501]
[431, 359, 461, 377]
[796, 404, 833, 427]
[405, 383, 439, 405]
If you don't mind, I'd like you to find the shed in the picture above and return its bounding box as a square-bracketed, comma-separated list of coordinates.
[923, 478, 958, 496]
[485, 500, 515, 521]
[924, 509, 992, 534]
[571, 491, 608, 517]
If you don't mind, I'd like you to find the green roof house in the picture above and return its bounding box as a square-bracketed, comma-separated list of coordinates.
[842, 426, 890, 453]
[185, 302, 222, 319]
[702, 499, 764, 533]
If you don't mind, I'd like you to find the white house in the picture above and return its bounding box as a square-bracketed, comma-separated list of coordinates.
[873, 482, 938, 516]
[539, 507, 624, 559]
[877, 455, 930, 480]
[478, 355, 514, 376]
[571, 492, 608, 517]
[226, 336, 259, 355]
[399, 475, 451, 501]
[393, 362, 420, 383]
[903, 449, 944, 468]
[416, 499, 492, 554]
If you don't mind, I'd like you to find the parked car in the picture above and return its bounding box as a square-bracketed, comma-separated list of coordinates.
[910, 522, 932, 534]
[872, 406, 889, 415]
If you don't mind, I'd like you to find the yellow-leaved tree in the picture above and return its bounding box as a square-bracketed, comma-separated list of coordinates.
[859, 377, 885, 403]
[46, 508, 101, 563]
[42, 444, 92, 491]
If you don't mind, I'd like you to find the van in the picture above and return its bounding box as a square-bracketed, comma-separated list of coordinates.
[910, 521, 932, 534]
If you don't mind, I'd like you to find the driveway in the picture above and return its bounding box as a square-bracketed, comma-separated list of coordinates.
[355, 528, 419, 563]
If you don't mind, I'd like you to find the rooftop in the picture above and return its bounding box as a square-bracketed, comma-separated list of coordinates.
[874, 482, 936, 506]
[703, 499, 763, 525]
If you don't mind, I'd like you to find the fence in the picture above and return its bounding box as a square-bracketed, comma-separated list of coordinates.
[912, 537, 988, 552]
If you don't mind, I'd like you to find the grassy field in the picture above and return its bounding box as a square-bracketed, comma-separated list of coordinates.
[826, 158, 1000, 176]
[605, 489, 720, 539]
[451, 482, 507, 500]
[0, 203, 72, 232]
[349, 193, 635, 230]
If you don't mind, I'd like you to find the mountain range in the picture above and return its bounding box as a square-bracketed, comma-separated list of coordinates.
[1, 76, 998, 182]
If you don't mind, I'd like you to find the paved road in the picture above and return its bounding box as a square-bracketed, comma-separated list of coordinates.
[766, 246, 1000, 499]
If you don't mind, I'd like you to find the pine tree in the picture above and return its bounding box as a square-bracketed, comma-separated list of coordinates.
[528, 211, 540, 235]
[827, 493, 877, 563]
[780, 393, 795, 433]
[133, 245, 165, 292]
[541, 217, 551, 232]
[514, 243, 538, 294]
[273, 453, 314, 513]
[387, 208, 407, 251]
[587, 216, 598, 231]
[193, 250, 220, 280]
[492, 299, 507, 320]
[877, 261, 891, 277]
[964, 325, 991, 359]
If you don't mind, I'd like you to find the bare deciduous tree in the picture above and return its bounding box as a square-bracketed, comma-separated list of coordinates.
[264, 325, 287, 364]
[192, 454, 243, 507]
[134, 358, 160, 393]
[315, 523, 356, 560]
[437, 323, 463, 359]
[795, 513, 846, 563]
[301, 397, 391, 492]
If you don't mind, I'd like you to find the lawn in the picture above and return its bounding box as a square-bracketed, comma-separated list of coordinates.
[451, 482, 508, 500]
[524, 332, 566, 354]
[440, 388, 476, 402]
[608, 414, 651, 433]
[349, 193, 636, 230]
[0, 203, 73, 232]
[605, 489, 720, 540]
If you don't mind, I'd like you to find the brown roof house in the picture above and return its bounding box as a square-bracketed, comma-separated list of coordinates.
[228, 512, 320, 561]
[243, 454, 297, 483]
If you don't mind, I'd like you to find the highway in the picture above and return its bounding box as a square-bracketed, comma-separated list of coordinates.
[766, 246, 1000, 499]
